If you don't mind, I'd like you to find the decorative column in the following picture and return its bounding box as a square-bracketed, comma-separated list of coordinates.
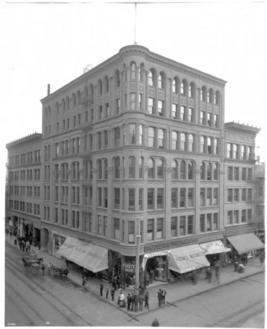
[91, 167, 98, 234]
[194, 166, 201, 235]
[165, 166, 172, 239]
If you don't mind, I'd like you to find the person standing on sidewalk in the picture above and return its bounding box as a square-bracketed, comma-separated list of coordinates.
[100, 282, 103, 297]
[157, 289, 162, 307]
[207, 267, 212, 283]
[127, 293, 131, 310]
[259, 252, 264, 266]
[161, 288, 166, 304]
[105, 283, 109, 299]
[111, 286, 115, 301]
[144, 290, 149, 310]
[214, 267, 220, 285]
[21, 240, 25, 252]
[41, 262, 45, 276]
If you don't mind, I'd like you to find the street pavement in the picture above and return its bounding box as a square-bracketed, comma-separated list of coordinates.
[5, 234, 265, 317]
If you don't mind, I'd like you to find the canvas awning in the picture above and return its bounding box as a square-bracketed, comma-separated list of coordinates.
[56, 236, 79, 258]
[199, 240, 231, 255]
[67, 240, 92, 264]
[169, 245, 210, 274]
[227, 233, 265, 254]
[80, 244, 108, 273]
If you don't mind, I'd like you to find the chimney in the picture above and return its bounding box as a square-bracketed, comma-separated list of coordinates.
[47, 84, 50, 96]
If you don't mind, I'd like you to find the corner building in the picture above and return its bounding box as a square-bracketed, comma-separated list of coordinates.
[38, 45, 261, 283]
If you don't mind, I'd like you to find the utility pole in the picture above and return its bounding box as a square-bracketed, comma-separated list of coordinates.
[134, 220, 141, 312]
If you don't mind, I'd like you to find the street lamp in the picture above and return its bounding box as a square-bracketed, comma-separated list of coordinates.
[134, 233, 141, 312]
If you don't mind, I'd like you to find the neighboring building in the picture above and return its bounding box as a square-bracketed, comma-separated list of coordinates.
[6, 133, 42, 244]
[6, 45, 264, 284]
[223, 122, 261, 257]
[255, 162, 265, 243]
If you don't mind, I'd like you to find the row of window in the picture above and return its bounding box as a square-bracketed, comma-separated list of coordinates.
[9, 186, 41, 198]
[200, 188, 219, 207]
[227, 143, 254, 160]
[9, 200, 40, 215]
[227, 209, 252, 225]
[227, 188, 253, 203]
[199, 213, 219, 233]
[8, 151, 41, 167]
[227, 167, 253, 181]
[9, 169, 41, 182]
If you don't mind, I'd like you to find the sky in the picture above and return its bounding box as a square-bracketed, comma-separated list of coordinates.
[1, 0, 266, 215]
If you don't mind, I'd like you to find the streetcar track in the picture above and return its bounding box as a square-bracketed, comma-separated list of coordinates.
[6, 281, 48, 326]
[5, 290, 35, 326]
[6, 258, 92, 326]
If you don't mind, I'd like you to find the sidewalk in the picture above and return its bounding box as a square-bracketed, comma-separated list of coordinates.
[6, 235, 265, 316]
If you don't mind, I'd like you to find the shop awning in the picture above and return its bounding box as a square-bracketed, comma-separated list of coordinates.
[227, 233, 265, 254]
[67, 240, 92, 264]
[80, 244, 108, 273]
[199, 240, 231, 255]
[169, 245, 210, 274]
[56, 236, 79, 258]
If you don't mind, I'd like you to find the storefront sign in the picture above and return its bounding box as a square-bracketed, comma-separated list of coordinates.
[225, 224, 255, 237]
[144, 237, 197, 253]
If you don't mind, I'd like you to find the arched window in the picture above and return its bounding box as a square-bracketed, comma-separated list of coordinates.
[201, 87, 206, 101]
[131, 62, 136, 80]
[157, 158, 164, 179]
[62, 99, 65, 112]
[104, 159, 108, 179]
[114, 157, 120, 178]
[148, 158, 154, 179]
[148, 70, 155, 87]
[188, 134, 194, 152]
[172, 77, 178, 93]
[129, 156, 136, 178]
[104, 76, 109, 93]
[77, 90, 81, 105]
[200, 162, 205, 180]
[98, 80, 103, 96]
[115, 70, 120, 88]
[180, 160, 186, 179]
[180, 81, 185, 95]
[72, 93, 76, 109]
[214, 163, 219, 180]
[98, 159, 102, 179]
[188, 161, 194, 180]
[172, 160, 178, 179]
[189, 83, 194, 98]
[139, 157, 144, 178]
[215, 91, 220, 105]
[180, 133, 186, 151]
[158, 72, 164, 89]
[207, 162, 212, 180]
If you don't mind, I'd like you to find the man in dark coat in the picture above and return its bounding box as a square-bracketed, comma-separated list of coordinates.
[100, 282, 103, 297]
[127, 293, 132, 310]
[161, 288, 166, 304]
[157, 289, 162, 307]
[144, 290, 149, 310]
[111, 286, 115, 301]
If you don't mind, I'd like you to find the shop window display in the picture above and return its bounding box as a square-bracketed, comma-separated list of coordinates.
[145, 256, 168, 283]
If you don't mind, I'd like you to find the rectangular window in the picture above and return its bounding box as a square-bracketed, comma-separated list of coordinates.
[213, 213, 218, 230]
[188, 108, 193, 122]
[214, 114, 218, 127]
[114, 127, 120, 147]
[171, 188, 177, 208]
[213, 188, 218, 205]
[207, 113, 211, 126]
[129, 124, 136, 145]
[188, 216, 193, 234]
[114, 188, 120, 209]
[138, 93, 142, 109]
[98, 216, 102, 235]
[242, 188, 246, 201]
[172, 131, 178, 150]
[171, 217, 177, 237]
[179, 216, 185, 236]
[248, 168, 252, 181]
[180, 106, 185, 121]
[207, 188, 212, 206]
[148, 127, 155, 147]
[180, 188, 185, 207]
[147, 188, 154, 210]
[114, 218, 120, 240]
[98, 187, 102, 207]
[228, 189, 233, 202]
[139, 124, 144, 145]
[147, 219, 154, 241]
[248, 188, 252, 201]
[242, 210, 246, 223]
[234, 167, 239, 180]
[116, 98, 121, 114]
[227, 211, 233, 225]
[157, 188, 164, 209]
[130, 93, 136, 110]
[158, 129, 164, 148]
[234, 188, 239, 202]
[248, 209, 252, 220]
[157, 218, 163, 239]
[128, 188, 135, 211]
[207, 214, 212, 231]
[172, 104, 178, 119]
[104, 188, 108, 208]
[158, 100, 164, 116]
[228, 167, 233, 181]
[139, 188, 143, 211]
[200, 188, 205, 206]
[200, 111, 205, 125]
[148, 98, 154, 114]
[128, 221, 135, 244]
[188, 188, 194, 207]
[99, 105, 103, 120]
[233, 210, 239, 223]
